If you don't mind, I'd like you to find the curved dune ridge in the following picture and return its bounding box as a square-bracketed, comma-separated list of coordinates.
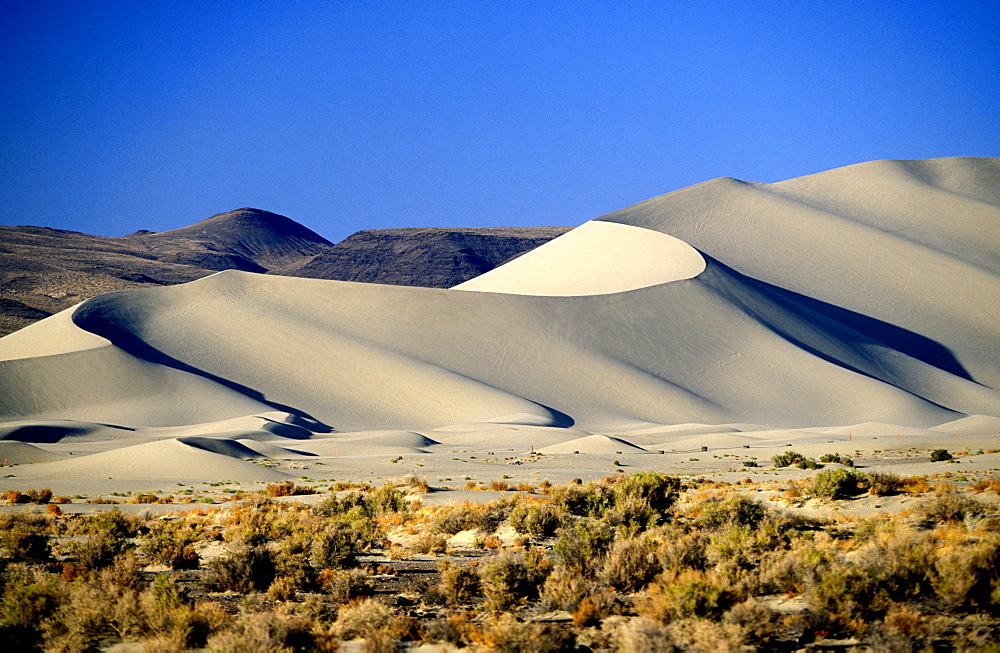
[451, 220, 706, 295]
[0, 157, 998, 489]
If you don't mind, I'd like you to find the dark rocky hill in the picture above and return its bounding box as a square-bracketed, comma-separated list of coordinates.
[284, 227, 571, 287]
[0, 210, 569, 336]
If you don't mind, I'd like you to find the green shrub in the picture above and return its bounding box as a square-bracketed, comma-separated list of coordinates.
[772, 451, 807, 467]
[0, 565, 65, 650]
[437, 560, 481, 605]
[697, 495, 767, 529]
[916, 492, 987, 524]
[553, 521, 613, 577]
[1, 525, 50, 563]
[143, 520, 202, 569]
[207, 545, 276, 592]
[865, 472, 903, 496]
[930, 449, 953, 462]
[819, 453, 854, 467]
[809, 468, 865, 499]
[601, 538, 661, 592]
[479, 551, 549, 613]
[508, 503, 563, 538]
[433, 504, 483, 534]
[641, 570, 733, 621]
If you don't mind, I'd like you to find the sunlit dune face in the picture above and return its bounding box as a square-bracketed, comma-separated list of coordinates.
[451, 221, 706, 296]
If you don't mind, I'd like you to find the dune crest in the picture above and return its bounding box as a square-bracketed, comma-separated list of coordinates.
[452, 220, 705, 296]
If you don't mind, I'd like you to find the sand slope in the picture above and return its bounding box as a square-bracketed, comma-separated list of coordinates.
[0, 157, 997, 492]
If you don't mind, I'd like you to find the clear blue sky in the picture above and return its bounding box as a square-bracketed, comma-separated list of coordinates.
[2, 1, 997, 242]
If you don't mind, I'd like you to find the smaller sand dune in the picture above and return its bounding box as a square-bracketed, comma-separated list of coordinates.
[539, 434, 649, 455]
[431, 423, 589, 449]
[0, 419, 132, 443]
[175, 437, 269, 459]
[0, 441, 67, 464]
[295, 431, 440, 456]
[236, 440, 317, 459]
[930, 414, 1000, 435]
[6, 438, 290, 483]
[452, 221, 705, 296]
[815, 423, 942, 438]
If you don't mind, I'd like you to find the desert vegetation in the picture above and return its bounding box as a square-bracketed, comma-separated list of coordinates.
[1, 471, 999, 651]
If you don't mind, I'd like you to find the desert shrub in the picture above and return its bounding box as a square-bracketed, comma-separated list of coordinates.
[795, 458, 822, 469]
[508, 503, 563, 538]
[317, 568, 373, 604]
[810, 562, 885, 626]
[477, 497, 517, 534]
[479, 550, 549, 613]
[541, 568, 596, 612]
[753, 542, 832, 596]
[1, 524, 50, 562]
[27, 488, 53, 504]
[865, 604, 944, 652]
[367, 483, 408, 515]
[549, 482, 613, 518]
[819, 453, 854, 467]
[723, 598, 779, 646]
[617, 616, 676, 651]
[0, 564, 65, 650]
[207, 544, 276, 592]
[809, 468, 865, 499]
[144, 519, 202, 569]
[433, 503, 483, 534]
[333, 597, 394, 640]
[421, 613, 479, 648]
[931, 536, 1000, 610]
[604, 493, 660, 533]
[656, 527, 709, 572]
[437, 560, 481, 605]
[68, 509, 142, 568]
[865, 472, 903, 496]
[601, 538, 661, 592]
[772, 451, 807, 467]
[855, 529, 936, 603]
[71, 531, 130, 569]
[610, 472, 681, 514]
[930, 449, 953, 462]
[36, 556, 144, 650]
[640, 570, 733, 622]
[916, 492, 988, 524]
[266, 481, 316, 497]
[477, 613, 573, 653]
[406, 531, 448, 555]
[553, 520, 613, 577]
[206, 609, 317, 652]
[695, 494, 767, 529]
[901, 475, 931, 494]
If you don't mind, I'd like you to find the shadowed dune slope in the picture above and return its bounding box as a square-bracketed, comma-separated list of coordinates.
[596, 157, 1000, 389]
[0, 157, 997, 439]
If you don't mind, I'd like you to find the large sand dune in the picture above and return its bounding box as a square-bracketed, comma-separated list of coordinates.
[0, 157, 997, 493]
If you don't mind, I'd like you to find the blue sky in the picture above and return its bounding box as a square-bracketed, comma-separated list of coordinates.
[1, 1, 997, 241]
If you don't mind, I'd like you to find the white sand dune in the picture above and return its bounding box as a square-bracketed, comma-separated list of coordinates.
[539, 434, 649, 455]
[453, 220, 705, 295]
[236, 439, 317, 459]
[930, 414, 1000, 436]
[0, 441, 67, 464]
[0, 157, 997, 492]
[6, 438, 290, 483]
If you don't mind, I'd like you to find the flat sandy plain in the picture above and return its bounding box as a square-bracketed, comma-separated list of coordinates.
[0, 157, 998, 502]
